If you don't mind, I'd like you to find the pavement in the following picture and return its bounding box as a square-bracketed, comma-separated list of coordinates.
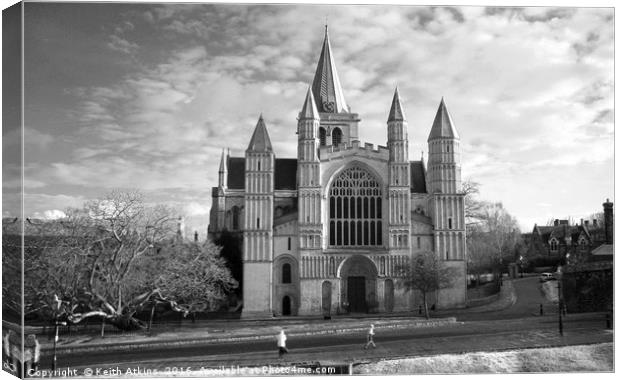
[38, 316, 460, 356]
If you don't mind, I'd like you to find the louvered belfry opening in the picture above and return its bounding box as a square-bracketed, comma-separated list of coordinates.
[329, 167, 383, 247]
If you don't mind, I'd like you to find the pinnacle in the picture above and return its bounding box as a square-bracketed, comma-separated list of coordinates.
[300, 87, 319, 119]
[387, 86, 406, 122]
[247, 114, 273, 152]
[219, 148, 227, 172]
[428, 97, 459, 141]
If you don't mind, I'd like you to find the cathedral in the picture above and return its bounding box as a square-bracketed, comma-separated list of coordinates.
[208, 27, 466, 318]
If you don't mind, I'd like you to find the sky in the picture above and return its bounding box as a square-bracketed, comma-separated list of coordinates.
[1, 1, 614, 234]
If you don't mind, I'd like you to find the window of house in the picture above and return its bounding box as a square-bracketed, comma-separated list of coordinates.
[579, 238, 588, 250]
[282, 263, 291, 284]
[549, 238, 558, 251]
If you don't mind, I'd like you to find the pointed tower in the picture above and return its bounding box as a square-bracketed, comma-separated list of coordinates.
[297, 87, 322, 261]
[311, 26, 360, 148]
[387, 87, 411, 250]
[427, 98, 461, 193]
[214, 149, 228, 231]
[312, 25, 349, 114]
[242, 114, 275, 318]
[427, 98, 466, 308]
[218, 148, 228, 189]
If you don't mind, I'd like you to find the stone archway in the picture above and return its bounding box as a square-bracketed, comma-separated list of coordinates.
[338, 255, 378, 313]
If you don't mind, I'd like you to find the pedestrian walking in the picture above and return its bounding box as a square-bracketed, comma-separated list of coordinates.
[363, 324, 376, 349]
[277, 329, 289, 358]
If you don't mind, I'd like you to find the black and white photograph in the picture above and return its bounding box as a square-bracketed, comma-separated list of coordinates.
[1, 0, 615, 377]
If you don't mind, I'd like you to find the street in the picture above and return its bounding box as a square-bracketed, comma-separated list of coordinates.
[38, 277, 613, 372]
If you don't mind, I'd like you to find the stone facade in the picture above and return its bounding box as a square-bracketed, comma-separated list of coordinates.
[208, 27, 467, 317]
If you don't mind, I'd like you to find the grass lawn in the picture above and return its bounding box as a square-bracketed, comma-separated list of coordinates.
[355, 343, 613, 374]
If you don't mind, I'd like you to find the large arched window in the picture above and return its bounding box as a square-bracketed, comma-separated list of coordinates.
[332, 127, 342, 147]
[329, 166, 382, 247]
[319, 127, 326, 146]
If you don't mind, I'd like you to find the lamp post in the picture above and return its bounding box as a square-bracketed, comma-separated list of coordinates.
[51, 294, 66, 371]
[557, 265, 563, 336]
[51, 319, 66, 371]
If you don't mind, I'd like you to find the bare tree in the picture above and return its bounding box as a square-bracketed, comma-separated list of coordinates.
[13, 190, 239, 331]
[60, 190, 179, 329]
[462, 179, 487, 227]
[152, 240, 238, 315]
[397, 251, 457, 319]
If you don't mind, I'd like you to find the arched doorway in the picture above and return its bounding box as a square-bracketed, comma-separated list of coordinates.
[338, 255, 378, 313]
[282, 296, 291, 316]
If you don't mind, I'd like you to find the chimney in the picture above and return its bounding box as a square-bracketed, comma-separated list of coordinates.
[580, 218, 583, 226]
[554, 219, 559, 226]
[584, 220, 589, 227]
[194, 230, 199, 242]
[603, 198, 614, 244]
[593, 219, 598, 227]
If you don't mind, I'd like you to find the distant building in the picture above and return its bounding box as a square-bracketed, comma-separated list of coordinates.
[208, 27, 467, 318]
[529, 199, 613, 264]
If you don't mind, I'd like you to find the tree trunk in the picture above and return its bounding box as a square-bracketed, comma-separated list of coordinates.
[148, 304, 155, 334]
[423, 292, 430, 319]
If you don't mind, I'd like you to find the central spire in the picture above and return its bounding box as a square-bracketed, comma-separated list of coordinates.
[311, 26, 350, 114]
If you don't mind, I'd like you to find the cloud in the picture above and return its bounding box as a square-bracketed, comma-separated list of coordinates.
[32, 209, 67, 220]
[107, 34, 139, 55]
[22, 4, 613, 230]
[23, 193, 86, 218]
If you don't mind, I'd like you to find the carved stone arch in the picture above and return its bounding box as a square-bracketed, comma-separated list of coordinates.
[337, 255, 379, 313]
[274, 254, 300, 316]
[274, 254, 299, 284]
[326, 161, 385, 195]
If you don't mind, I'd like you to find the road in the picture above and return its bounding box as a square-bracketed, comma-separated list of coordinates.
[451, 276, 558, 321]
[39, 278, 612, 372]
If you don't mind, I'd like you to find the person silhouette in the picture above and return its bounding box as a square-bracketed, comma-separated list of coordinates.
[277, 329, 289, 358]
[363, 324, 376, 349]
